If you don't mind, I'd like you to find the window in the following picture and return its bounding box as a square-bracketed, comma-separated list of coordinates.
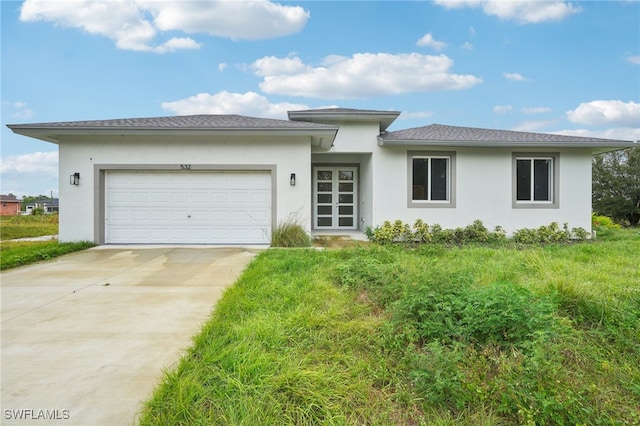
[513, 153, 559, 208]
[408, 151, 456, 208]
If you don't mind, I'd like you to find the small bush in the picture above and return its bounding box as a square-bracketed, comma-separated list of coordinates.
[592, 214, 620, 230]
[271, 222, 312, 247]
[366, 220, 513, 246]
[513, 222, 578, 243]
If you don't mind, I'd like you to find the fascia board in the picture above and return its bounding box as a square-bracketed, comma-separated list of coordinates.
[378, 137, 637, 151]
[8, 126, 339, 145]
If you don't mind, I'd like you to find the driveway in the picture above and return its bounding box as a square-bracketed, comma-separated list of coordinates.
[1, 246, 260, 425]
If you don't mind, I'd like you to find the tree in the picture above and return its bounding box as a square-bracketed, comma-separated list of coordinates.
[592, 145, 640, 226]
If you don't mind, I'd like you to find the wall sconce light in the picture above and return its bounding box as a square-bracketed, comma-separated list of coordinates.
[290, 173, 296, 186]
[70, 172, 80, 185]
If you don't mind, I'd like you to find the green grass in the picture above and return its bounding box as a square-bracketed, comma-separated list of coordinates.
[0, 214, 94, 269]
[0, 214, 59, 240]
[0, 240, 96, 270]
[139, 229, 640, 425]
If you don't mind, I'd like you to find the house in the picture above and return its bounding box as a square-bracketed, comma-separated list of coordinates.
[0, 195, 22, 216]
[8, 109, 635, 244]
[24, 198, 59, 215]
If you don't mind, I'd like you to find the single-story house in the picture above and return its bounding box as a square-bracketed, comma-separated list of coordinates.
[24, 198, 59, 215]
[8, 108, 635, 244]
[1, 195, 22, 216]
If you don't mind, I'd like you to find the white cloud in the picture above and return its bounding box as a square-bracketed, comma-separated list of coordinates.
[626, 54, 640, 65]
[218, 63, 228, 72]
[461, 41, 474, 51]
[0, 151, 58, 175]
[566, 100, 640, 127]
[434, 0, 580, 24]
[146, 0, 309, 41]
[253, 53, 482, 99]
[399, 111, 434, 120]
[493, 105, 512, 114]
[19, 0, 309, 53]
[417, 33, 447, 51]
[160, 91, 311, 119]
[550, 127, 640, 142]
[3, 101, 34, 119]
[522, 106, 552, 114]
[0, 151, 59, 197]
[503, 72, 527, 81]
[251, 56, 308, 77]
[152, 37, 201, 54]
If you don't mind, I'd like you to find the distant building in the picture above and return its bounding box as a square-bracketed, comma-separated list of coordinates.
[1, 195, 22, 216]
[24, 198, 59, 215]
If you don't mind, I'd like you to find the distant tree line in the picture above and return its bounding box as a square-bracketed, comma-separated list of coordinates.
[20, 194, 56, 205]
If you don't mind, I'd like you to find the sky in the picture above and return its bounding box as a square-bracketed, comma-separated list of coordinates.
[1, 0, 639, 198]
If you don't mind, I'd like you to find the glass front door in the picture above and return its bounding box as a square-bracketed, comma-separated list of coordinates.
[313, 167, 358, 229]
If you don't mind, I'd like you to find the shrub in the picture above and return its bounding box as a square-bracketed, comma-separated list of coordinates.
[271, 222, 312, 247]
[367, 220, 511, 246]
[413, 219, 431, 243]
[367, 220, 589, 246]
[513, 222, 576, 243]
[463, 219, 490, 243]
[591, 213, 620, 230]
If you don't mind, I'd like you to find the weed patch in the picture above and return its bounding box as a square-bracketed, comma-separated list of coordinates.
[0, 214, 58, 240]
[140, 229, 640, 425]
[271, 221, 312, 247]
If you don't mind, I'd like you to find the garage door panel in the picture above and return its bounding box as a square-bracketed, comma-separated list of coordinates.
[211, 191, 229, 202]
[190, 191, 210, 203]
[150, 191, 170, 203]
[171, 192, 189, 203]
[130, 210, 150, 221]
[106, 171, 271, 244]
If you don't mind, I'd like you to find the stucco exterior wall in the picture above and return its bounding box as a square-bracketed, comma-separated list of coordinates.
[325, 122, 382, 153]
[370, 146, 593, 234]
[58, 135, 312, 242]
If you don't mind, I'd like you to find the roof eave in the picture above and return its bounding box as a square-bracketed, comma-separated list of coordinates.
[288, 110, 400, 131]
[378, 137, 637, 152]
[8, 125, 339, 145]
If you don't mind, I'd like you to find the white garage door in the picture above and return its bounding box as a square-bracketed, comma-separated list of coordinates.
[106, 171, 271, 244]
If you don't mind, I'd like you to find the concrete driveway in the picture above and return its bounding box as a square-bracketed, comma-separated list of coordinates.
[1, 246, 260, 425]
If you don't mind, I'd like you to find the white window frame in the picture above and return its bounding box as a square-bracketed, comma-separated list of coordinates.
[407, 151, 456, 208]
[512, 152, 559, 209]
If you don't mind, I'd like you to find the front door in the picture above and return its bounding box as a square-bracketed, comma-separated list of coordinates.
[313, 167, 358, 230]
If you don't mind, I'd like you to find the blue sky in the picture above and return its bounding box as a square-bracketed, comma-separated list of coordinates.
[2, 0, 639, 197]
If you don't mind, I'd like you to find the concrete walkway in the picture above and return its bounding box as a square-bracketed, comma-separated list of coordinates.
[1, 246, 260, 425]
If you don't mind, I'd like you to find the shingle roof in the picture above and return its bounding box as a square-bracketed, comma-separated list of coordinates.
[379, 124, 635, 148]
[7, 114, 340, 148]
[0, 195, 21, 202]
[8, 114, 336, 130]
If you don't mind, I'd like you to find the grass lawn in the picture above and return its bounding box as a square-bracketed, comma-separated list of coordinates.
[140, 228, 640, 425]
[0, 214, 59, 240]
[0, 215, 94, 270]
[0, 240, 96, 270]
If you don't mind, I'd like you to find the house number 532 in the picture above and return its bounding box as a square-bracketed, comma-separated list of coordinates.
[180, 164, 191, 170]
